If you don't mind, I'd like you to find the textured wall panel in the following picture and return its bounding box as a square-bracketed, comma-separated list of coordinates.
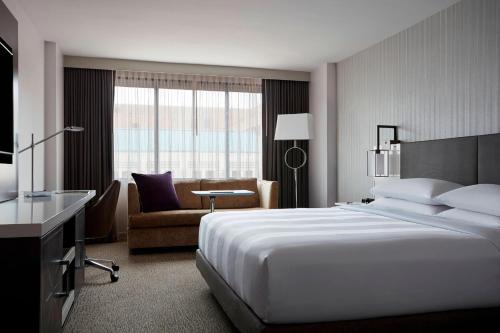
[337, 0, 500, 201]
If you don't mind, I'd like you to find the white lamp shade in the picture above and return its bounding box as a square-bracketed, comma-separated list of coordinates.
[274, 113, 314, 141]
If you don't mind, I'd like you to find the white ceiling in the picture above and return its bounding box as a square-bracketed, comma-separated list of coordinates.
[19, 0, 458, 71]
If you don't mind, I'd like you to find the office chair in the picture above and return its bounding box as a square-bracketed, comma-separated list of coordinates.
[85, 180, 121, 282]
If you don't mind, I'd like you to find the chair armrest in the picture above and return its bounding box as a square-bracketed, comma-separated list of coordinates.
[257, 180, 279, 209]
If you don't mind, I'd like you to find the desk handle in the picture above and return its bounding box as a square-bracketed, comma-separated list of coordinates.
[55, 260, 71, 297]
[58, 259, 70, 266]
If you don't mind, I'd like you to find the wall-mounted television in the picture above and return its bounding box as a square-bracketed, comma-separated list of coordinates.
[1, 1, 18, 202]
[0, 37, 14, 165]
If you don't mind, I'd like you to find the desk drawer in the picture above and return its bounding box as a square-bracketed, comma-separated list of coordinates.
[41, 226, 64, 332]
[41, 226, 64, 300]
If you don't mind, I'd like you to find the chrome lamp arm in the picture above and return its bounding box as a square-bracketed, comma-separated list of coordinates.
[18, 126, 83, 195]
[18, 126, 83, 153]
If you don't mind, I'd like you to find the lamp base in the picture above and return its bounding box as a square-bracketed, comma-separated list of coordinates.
[24, 191, 53, 198]
[284, 142, 307, 208]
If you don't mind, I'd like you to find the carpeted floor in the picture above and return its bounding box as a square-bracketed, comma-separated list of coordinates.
[63, 242, 237, 333]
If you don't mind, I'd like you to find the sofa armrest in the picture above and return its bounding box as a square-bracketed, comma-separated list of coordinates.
[257, 180, 279, 209]
[128, 182, 140, 216]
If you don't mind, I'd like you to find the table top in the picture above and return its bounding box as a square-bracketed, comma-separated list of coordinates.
[0, 190, 96, 238]
[192, 190, 255, 197]
[333, 202, 364, 206]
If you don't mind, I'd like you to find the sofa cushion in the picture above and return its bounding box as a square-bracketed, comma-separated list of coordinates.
[129, 209, 210, 229]
[131, 171, 181, 212]
[174, 179, 202, 209]
[200, 178, 260, 209]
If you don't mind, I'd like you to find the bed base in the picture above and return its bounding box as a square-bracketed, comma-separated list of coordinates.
[196, 250, 500, 333]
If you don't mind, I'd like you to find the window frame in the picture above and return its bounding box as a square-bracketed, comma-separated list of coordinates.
[113, 82, 262, 179]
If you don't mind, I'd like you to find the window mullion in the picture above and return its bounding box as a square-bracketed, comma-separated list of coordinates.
[154, 83, 159, 173]
[192, 89, 197, 178]
[225, 86, 230, 178]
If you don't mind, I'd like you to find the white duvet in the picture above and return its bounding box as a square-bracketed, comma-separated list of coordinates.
[198, 207, 500, 324]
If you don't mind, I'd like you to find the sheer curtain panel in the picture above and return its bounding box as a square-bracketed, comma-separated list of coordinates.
[114, 72, 156, 178]
[114, 71, 262, 180]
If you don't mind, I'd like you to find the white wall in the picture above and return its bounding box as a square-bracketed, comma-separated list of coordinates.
[308, 63, 337, 207]
[4, 0, 45, 192]
[44, 41, 64, 191]
[4, 1, 65, 193]
[337, 0, 500, 201]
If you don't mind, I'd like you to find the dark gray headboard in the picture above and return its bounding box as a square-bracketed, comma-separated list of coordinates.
[401, 133, 500, 185]
[478, 134, 500, 184]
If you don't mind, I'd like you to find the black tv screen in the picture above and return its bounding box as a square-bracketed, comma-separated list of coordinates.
[0, 37, 13, 164]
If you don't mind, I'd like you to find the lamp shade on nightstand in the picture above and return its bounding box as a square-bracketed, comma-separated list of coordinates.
[274, 113, 314, 141]
[366, 125, 400, 177]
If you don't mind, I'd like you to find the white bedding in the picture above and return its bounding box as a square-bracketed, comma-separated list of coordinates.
[198, 207, 500, 324]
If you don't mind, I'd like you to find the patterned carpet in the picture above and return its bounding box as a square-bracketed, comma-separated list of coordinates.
[63, 242, 236, 333]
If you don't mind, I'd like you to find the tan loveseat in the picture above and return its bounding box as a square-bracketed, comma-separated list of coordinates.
[128, 178, 279, 250]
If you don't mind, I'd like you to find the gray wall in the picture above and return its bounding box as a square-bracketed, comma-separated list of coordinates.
[309, 63, 337, 207]
[337, 0, 500, 201]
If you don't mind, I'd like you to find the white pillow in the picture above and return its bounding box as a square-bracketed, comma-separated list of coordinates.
[369, 197, 450, 216]
[437, 208, 500, 225]
[436, 184, 500, 216]
[371, 178, 463, 205]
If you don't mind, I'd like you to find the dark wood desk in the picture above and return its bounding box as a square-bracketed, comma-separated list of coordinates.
[0, 191, 95, 332]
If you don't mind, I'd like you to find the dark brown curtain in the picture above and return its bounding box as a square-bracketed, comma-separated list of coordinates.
[262, 79, 309, 208]
[64, 68, 115, 198]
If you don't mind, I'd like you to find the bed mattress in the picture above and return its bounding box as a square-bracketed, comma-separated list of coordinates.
[198, 207, 500, 324]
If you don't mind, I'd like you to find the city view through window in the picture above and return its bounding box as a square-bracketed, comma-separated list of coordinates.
[113, 86, 262, 180]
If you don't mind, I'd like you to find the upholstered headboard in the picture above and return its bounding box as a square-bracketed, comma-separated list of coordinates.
[401, 133, 500, 185]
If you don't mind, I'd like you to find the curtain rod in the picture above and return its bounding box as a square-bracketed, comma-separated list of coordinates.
[114, 70, 263, 82]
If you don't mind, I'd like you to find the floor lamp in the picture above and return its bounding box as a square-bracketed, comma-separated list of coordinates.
[274, 113, 314, 208]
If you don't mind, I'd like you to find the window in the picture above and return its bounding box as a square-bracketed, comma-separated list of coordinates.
[114, 86, 155, 178]
[113, 71, 262, 180]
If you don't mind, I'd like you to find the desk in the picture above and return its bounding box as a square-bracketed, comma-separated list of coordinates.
[0, 191, 95, 332]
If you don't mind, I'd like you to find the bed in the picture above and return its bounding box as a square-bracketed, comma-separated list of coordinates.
[196, 133, 500, 333]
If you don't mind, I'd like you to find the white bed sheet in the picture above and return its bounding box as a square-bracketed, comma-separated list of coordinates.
[198, 207, 500, 324]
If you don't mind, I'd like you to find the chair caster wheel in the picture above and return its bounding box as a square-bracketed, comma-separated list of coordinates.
[112, 264, 119, 271]
[110, 272, 119, 282]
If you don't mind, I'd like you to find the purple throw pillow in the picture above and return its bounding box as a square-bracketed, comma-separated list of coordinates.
[131, 171, 181, 213]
